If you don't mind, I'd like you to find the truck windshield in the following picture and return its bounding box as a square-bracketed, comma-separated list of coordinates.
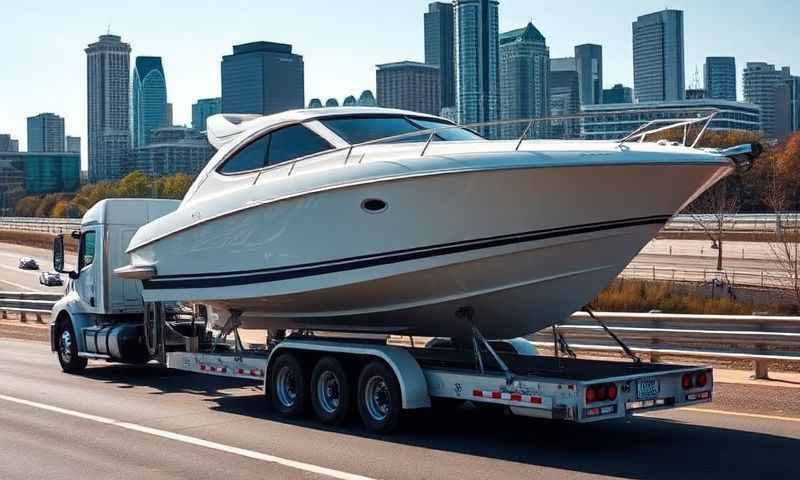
[320, 115, 484, 145]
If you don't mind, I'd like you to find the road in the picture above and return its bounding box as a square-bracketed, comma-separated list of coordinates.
[0, 338, 798, 480]
[0, 243, 74, 293]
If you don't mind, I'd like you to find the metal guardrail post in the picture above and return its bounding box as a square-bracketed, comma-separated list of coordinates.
[754, 360, 769, 379]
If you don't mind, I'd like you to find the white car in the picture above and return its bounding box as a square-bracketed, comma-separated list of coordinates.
[39, 271, 63, 286]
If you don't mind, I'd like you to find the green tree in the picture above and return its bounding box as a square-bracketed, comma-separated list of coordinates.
[116, 171, 152, 197]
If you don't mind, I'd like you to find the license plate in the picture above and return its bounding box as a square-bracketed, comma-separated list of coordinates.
[637, 378, 660, 399]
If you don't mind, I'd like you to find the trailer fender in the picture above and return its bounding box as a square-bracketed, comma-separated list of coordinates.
[267, 340, 431, 409]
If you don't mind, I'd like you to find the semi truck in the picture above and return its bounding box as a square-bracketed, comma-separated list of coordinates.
[48, 198, 713, 433]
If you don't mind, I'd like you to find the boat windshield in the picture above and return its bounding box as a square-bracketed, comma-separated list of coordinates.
[320, 115, 484, 145]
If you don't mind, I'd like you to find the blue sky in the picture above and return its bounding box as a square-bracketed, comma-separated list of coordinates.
[0, 0, 797, 169]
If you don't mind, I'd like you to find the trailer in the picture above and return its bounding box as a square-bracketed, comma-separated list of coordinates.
[48, 199, 713, 433]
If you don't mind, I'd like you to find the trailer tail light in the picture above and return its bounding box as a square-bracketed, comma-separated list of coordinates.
[585, 383, 618, 404]
[695, 371, 708, 388]
[681, 373, 693, 390]
[607, 383, 618, 401]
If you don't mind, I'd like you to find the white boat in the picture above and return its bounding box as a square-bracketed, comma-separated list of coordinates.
[117, 107, 758, 340]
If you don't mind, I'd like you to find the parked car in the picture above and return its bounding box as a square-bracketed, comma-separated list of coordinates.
[18, 257, 39, 270]
[39, 271, 63, 287]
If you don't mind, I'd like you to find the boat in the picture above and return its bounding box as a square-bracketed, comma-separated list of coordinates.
[116, 107, 759, 340]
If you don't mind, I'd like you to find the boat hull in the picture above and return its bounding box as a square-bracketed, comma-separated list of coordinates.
[133, 160, 729, 339]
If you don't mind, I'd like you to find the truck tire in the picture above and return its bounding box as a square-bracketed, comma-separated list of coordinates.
[57, 320, 87, 374]
[357, 361, 402, 434]
[310, 356, 352, 426]
[269, 353, 307, 418]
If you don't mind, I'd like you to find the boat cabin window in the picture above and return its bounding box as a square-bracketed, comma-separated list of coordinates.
[320, 115, 483, 145]
[218, 124, 333, 174]
[267, 124, 333, 165]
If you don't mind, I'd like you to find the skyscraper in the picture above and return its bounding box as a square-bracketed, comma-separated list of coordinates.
[603, 84, 633, 104]
[499, 22, 549, 138]
[0, 134, 19, 152]
[574, 44, 603, 105]
[66, 136, 81, 154]
[704, 57, 736, 101]
[132, 56, 168, 147]
[424, 2, 455, 109]
[26, 113, 65, 152]
[191, 97, 221, 131]
[86, 34, 131, 182]
[632, 9, 685, 103]
[743, 62, 792, 138]
[221, 41, 304, 115]
[454, 0, 500, 129]
[376, 61, 441, 115]
[549, 59, 580, 138]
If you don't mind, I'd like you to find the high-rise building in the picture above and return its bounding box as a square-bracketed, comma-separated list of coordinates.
[454, 0, 500, 129]
[221, 41, 304, 115]
[549, 68, 580, 138]
[574, 44, 603, 105]
[66, 136, 81, 154]
[0, 154, 24, 214]
[581, 99, 761, 140]
[774, 75, 800, 140]
[499, 22, 549, 138]
[191, 97, 221, 131]
[704, 57, 736, 101]
[27, 113, 65, 152]
[376, 61, 440, 115]
[357, 90, 377, 106]
[424, 2, 455, 109]
[0, 134, 20, 152]
[632, 9, 685, 103]
[131, 126, 215, 177]
[603, 84, 633, 104]
[132, 56, 168, 147]
[743, 62, 792, 138]
[86, 34, 131, 182]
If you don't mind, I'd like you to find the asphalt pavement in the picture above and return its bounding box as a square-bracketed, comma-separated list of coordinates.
[0, 243, 63, 293]
[0, 338, 799, 480]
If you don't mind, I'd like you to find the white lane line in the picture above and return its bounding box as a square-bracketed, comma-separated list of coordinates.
[0, 277, 41, 292]
[0, 393, 376, 480]
[679, 406, 800, 423]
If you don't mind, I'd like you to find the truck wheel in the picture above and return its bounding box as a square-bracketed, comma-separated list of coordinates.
[357, 361, 402, 434]
[310, 356, 352, 426]
[269, 353, 307, 418]
[57, 320, 87, 374]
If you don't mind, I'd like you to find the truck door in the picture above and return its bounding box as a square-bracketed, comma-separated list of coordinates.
[76, 230, 99, 312]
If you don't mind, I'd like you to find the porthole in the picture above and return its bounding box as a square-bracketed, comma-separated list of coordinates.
[361, 198, 388, 214]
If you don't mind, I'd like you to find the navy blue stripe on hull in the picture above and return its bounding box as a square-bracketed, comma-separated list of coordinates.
[142, 215, 671, 290]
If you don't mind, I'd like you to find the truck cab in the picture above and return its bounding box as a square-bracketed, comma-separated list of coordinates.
[49, 198, 180, 372]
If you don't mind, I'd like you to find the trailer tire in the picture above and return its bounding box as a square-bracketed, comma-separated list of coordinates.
[357, 361, 402, 434]
[269, 353, 307, 418]
[310, 356, 352, 426]
[57, 319, 87, 374]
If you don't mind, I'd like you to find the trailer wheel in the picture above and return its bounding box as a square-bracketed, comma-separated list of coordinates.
[310, 356, 352, 426]
[269, 353, 307, 417]
[357, 361, 402, 434]
[57, 319, 87, 374]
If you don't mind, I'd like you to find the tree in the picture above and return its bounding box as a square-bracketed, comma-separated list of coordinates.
[116, 171, 152, 198]
[15, 196, 41, 217]
[687, 178, 741, 271]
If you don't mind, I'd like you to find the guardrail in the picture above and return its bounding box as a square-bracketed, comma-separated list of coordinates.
[621, 263, 786, 289]
[0, 292, 61, 323]
[531, 311, 800, 379]
[0, 217, 81, 234]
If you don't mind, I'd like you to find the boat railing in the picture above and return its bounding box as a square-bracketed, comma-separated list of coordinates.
[284, 108, 722, 176]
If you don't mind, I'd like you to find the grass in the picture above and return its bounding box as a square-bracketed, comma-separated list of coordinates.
[0, 230, 78, 253]
[591, 278, 795, 315]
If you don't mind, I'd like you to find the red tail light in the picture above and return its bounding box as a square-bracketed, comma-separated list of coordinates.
[596, 384, 607, 401]
[586, 386, 596, 403]
[696, 372, 708, 387]
[681, 373, 693, 390]
[607, 383, 618, 401]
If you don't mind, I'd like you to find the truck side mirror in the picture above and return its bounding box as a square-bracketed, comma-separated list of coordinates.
[53, 235, 65, 273]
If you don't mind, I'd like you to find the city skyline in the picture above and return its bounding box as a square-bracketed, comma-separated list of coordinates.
[1, 0, 798, 169]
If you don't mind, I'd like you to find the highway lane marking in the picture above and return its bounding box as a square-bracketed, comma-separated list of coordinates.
[0, 277, 42, 292]
[679, 407, 800, 423]
[0, 393, 376, 480]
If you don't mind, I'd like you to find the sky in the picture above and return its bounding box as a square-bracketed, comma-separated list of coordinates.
[0, 0, 797, 170]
